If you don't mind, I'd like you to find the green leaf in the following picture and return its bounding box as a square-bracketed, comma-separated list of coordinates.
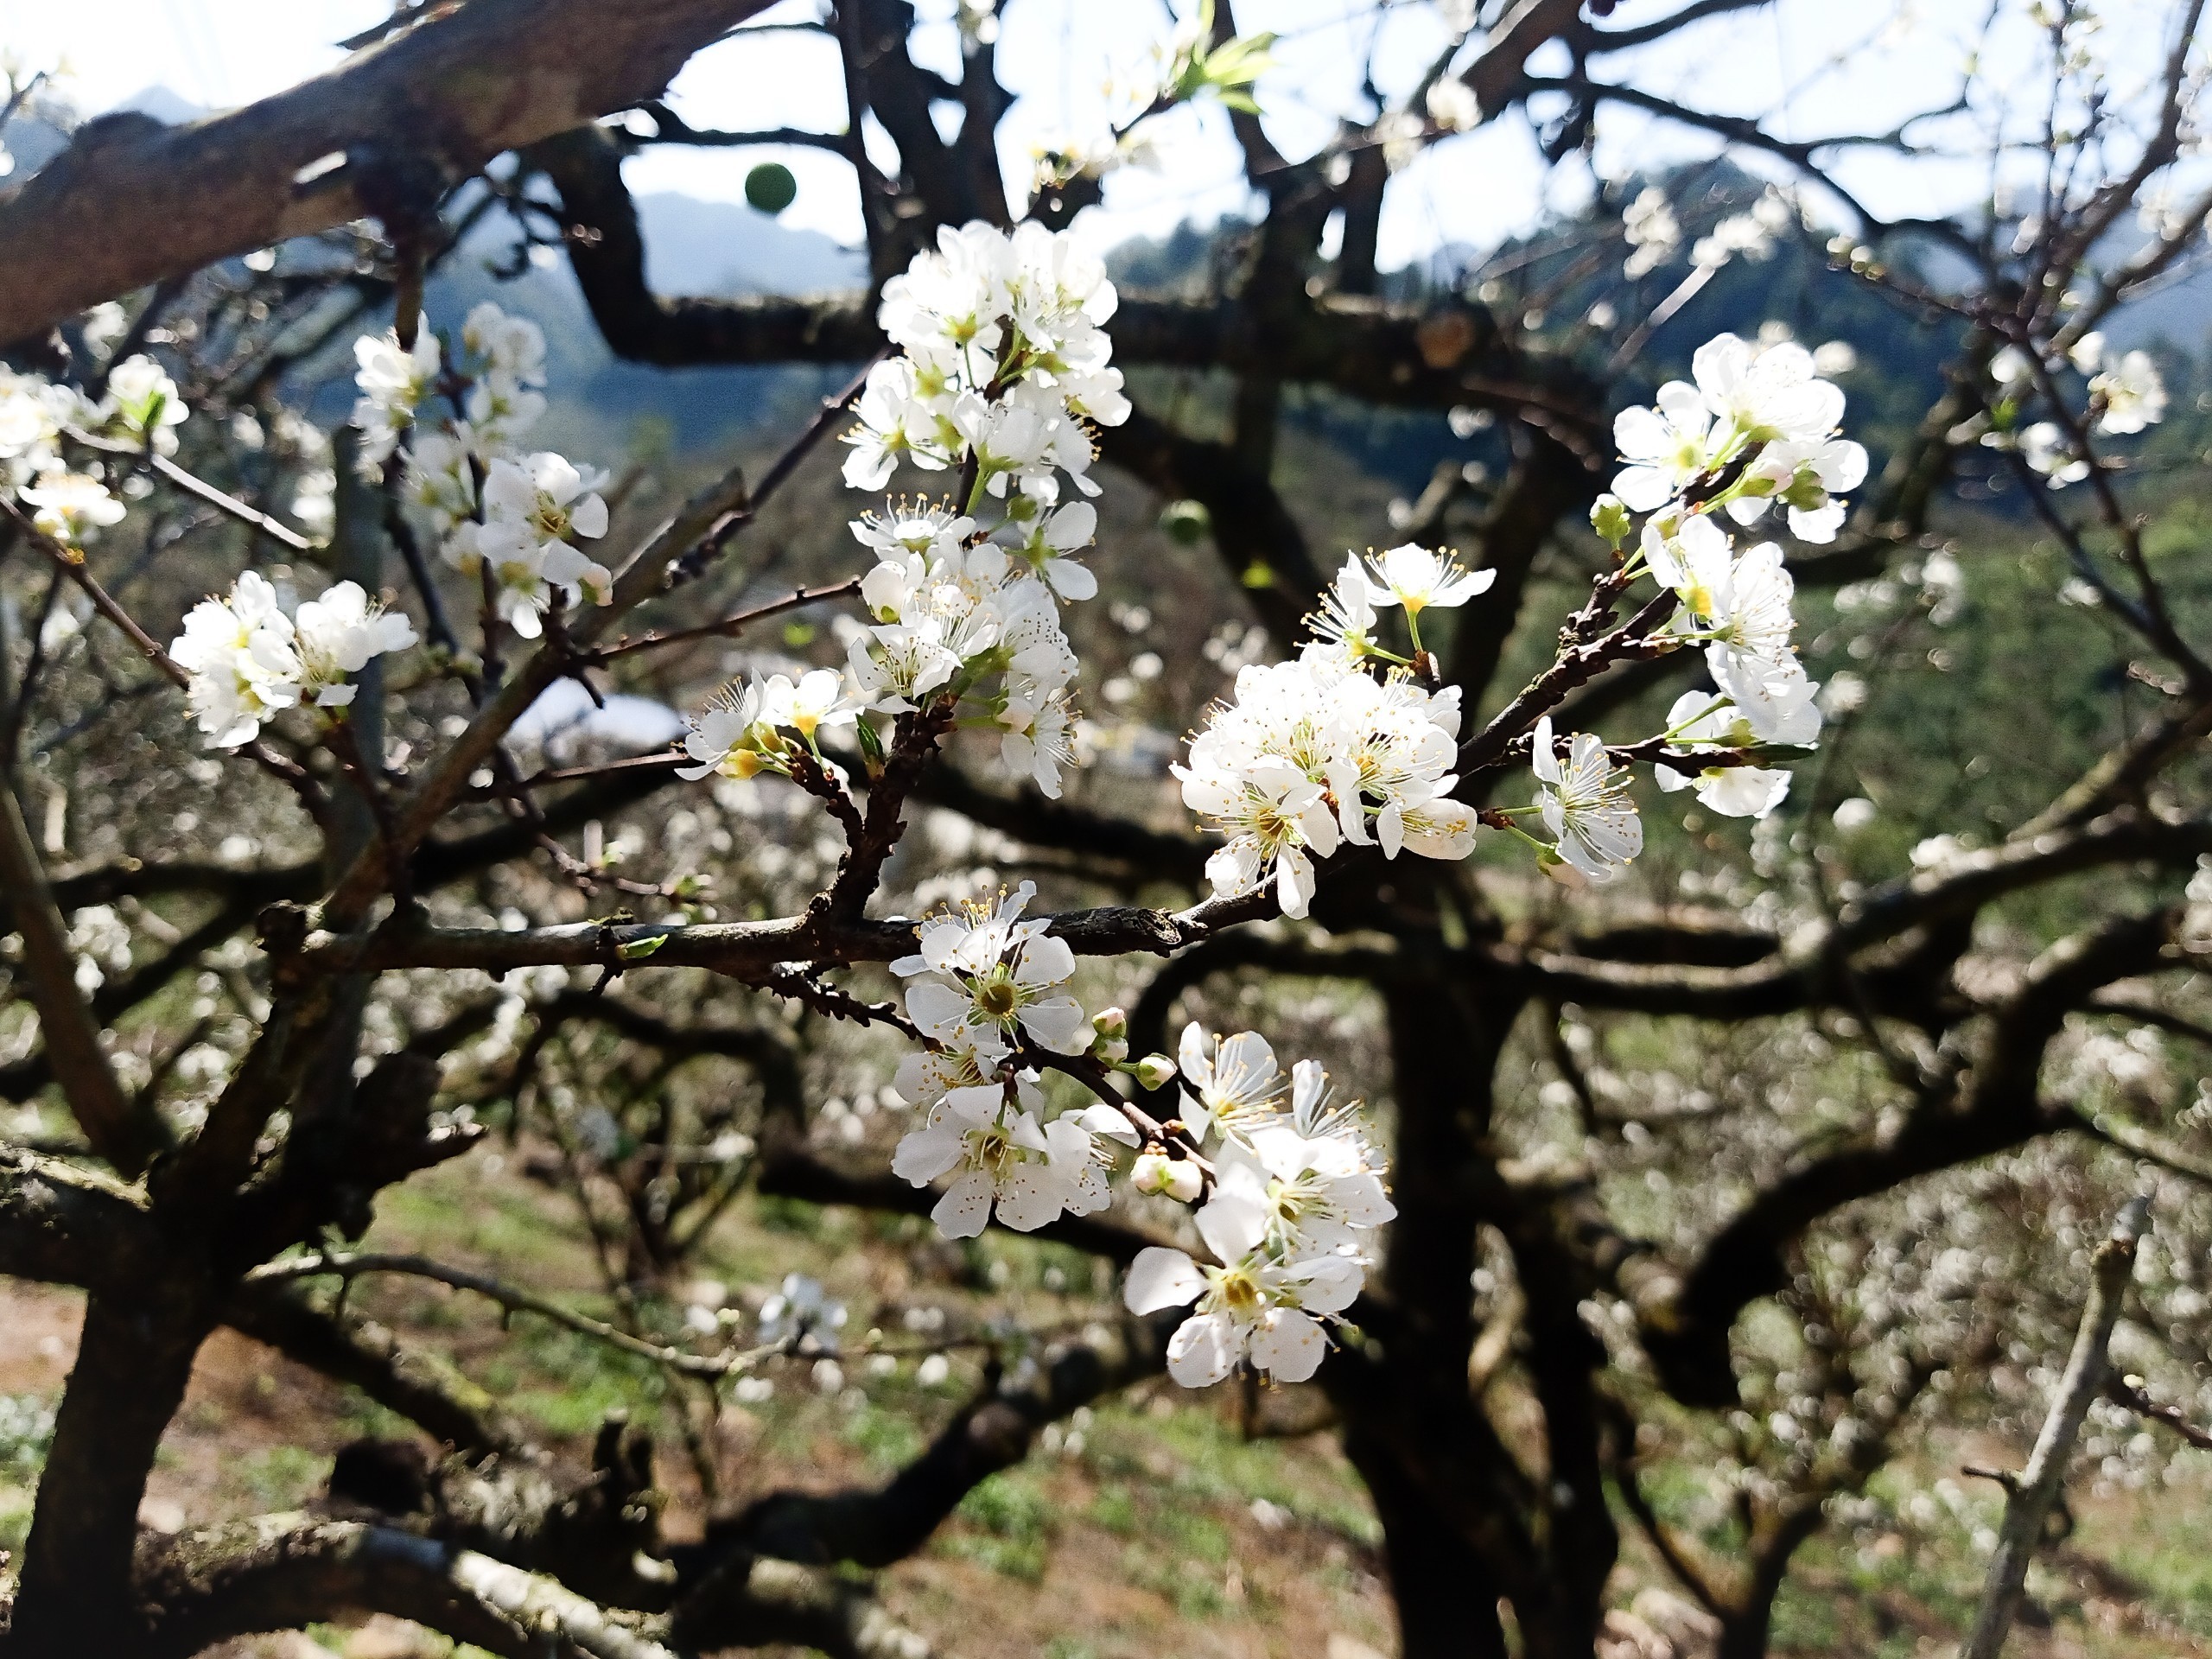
[617, 932, 669, 962]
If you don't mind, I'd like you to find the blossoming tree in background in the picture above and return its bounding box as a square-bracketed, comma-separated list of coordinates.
[0, 3, 2207, 1657]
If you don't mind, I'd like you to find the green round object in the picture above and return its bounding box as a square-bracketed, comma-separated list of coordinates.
[745, 162, 798, 217]
[1159, 499, 1211, 545]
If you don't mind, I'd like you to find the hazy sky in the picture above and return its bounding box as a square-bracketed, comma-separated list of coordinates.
[1, 0, 2190, 265]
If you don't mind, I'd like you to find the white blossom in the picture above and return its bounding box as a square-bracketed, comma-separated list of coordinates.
[2090, 350, 2166, 435]
[292, 582, 417, 709]
[892, 1076, 1111, 1237]
[1530, 715, 1642, 882]
[352, 327, 441, 463]
[1176, 642, 1473, 917]
[19, 472, 124, 546]
[893, 881, 1090, 1064]
[677, 669, 859, 782]
[1123, 1165, 1363, 1386]
[103, 354, 188, 454]
[1623, 187, 1681, 277]
[169, 572, 303, 748]
[1365, 543, 1496, 615]
[1651, 691, 1793, 818]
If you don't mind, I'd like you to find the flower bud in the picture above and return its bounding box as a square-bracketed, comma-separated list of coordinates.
[1589, 493, 1630, 549]
[1133, 1151, 1203, 1204]
[1133, 1053, 1178, 1090]
[1090, 1007, 1130, 1062]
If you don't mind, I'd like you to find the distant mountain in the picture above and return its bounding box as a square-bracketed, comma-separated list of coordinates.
[634, 194, 864, 298]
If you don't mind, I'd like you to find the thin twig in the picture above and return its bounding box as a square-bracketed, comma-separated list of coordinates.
[1961, 1196, 2148, 1659]
[245, 1250, 775, 1377]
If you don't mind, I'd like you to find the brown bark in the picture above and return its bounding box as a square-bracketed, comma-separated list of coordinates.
[0, 0, 781, 342]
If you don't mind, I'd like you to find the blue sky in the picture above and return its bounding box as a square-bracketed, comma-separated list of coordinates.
[2, 0, 2193, 267]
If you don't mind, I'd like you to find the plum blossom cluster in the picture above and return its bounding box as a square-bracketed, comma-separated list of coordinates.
[1175, 545, 1487, 917]
[1492, 332, 1865, 880]
[842, 219, 1128, 496]
[683, 219, 1126, 801]
[357, 304, 614, 639]
[1125, 1023, 1395, 1387]
[168, 573, 416, 748]
[1986, 331, 2170, 488]
[0, 354, 192, 548]
[885, 882, 1135, 1237]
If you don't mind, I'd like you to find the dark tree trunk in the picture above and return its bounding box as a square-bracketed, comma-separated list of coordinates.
[10, 1294, 211, 1650]
[1344, 1421, 1511, 1659]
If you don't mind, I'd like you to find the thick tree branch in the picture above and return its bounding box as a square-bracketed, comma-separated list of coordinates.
[0, 0, 780, 340]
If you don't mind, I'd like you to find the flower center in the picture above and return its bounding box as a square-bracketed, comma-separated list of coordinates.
[1217, 1268, 1262, 1312]
[975, 978, 1020, 1020]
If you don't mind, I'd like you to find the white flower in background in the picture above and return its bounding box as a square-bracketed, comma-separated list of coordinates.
[1365, 543, 1496, 616]
[757, 1273, 848, 1351]
[1651, 691, 1793, 818]
[893, 881, 1090, 1063]
[103, 354, 188, 454]
[2090, 350, 2166, 435]
[1425, 77, 1479, 132]
[892, 1078, 1111, 1237]
[170, 571, 303, 748]
[1175, 1022, 1284, 1138]
[1123, 1166, 1363, 1386]
[352, 327, 441, 463]
[2019, 421, 2089, 486]
[462, 378, 549, 456]
[1611, 382, 1719, 510]
[20, 472, 124, 546]
[0, 371, 69, 479]
[291, 582, 417, 708]
[461, 302, 548, 390]
[1530, 715, 1642, 882]
[404, 431, 477, 533]
[1623, 186, 1681, 277]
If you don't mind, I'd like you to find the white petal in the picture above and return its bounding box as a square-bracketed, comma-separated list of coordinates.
[1166, 1312, 1242, 1387]
[931, 1167, 995, 1239]
[1124, 1247, 1208, 1313]
[1249, 1308, 1326, 1382]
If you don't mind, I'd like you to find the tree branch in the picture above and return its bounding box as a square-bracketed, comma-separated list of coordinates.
[0, 0, 781, 340]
